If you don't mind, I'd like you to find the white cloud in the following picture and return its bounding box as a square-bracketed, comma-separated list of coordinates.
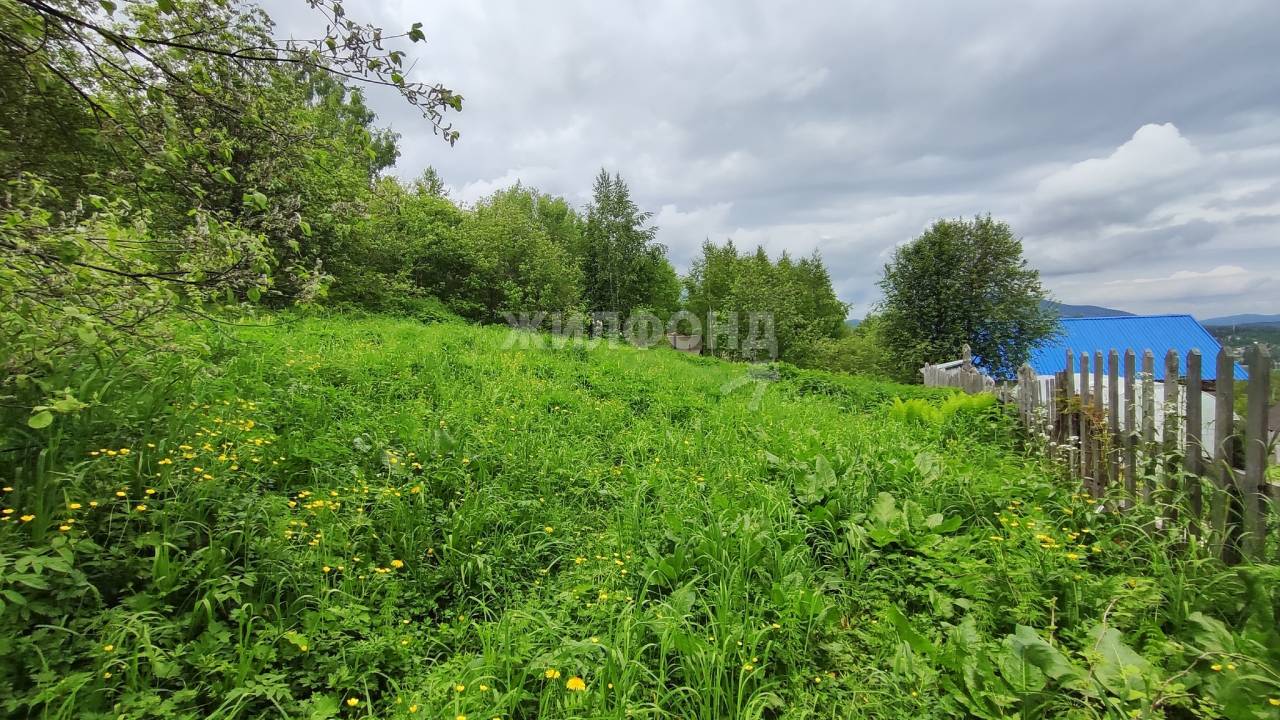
[1035, 123, 1201, 202]
[1126, 265, 1248, 284]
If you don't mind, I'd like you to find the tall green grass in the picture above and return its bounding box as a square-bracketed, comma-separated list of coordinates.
[1, 314, 1276, 719]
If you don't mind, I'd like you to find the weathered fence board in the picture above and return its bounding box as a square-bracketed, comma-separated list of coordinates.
[1213, 348, 1236, 560]
[1243, 345, 1270, 559]
[1124, 350, 1137, 502]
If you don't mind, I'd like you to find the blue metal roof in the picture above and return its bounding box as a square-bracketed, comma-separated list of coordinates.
[1028, 314, 1247, 381]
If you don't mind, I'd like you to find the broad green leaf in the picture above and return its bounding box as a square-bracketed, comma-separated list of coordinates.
[886, 605, 937, 659]
[1088, 626, 1152, 698]
[1005, 626, 1085, 685]
[870, 492, 899, 525]
[28, 410, 53, 429]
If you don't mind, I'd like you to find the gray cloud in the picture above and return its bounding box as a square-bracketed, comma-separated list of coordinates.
[271, 0, 1280, 318]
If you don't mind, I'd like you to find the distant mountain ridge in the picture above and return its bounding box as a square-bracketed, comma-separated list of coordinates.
[1201, 313, 1280, 327]
[1041, 300, 1134, 318]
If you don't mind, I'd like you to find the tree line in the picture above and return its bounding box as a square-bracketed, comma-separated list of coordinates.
[2, 0, 1056, 398]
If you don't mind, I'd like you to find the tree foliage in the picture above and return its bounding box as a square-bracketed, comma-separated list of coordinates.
[582, 169, 678, 316]
[877, 215, 1058, 381]
[0, 0, 461, 393]
[683, 240, 849, 362]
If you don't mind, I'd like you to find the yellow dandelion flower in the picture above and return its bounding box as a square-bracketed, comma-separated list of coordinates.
[455, 684, 465, 692]
[2, 508, 13, 515]
[322, 566, 331, 573]
[103, 644, 114, 652]
[58, 525, 71, 532]
[544, 668, 561, 679]
[565, 676, 586, 691]
[544, 526, 553, 533]
[1226, 663, 1237, 671]
[1269, 698, 1280, 707]
[456, 715, 466, 720]
[68, 502, 82, 510]
[20, 514, 35, 522]
[135, 504, 147, 512]
[89, 501, 99, 508]
[574, 556, 585, 564]
[478, 684, 488, 691]
[115, 490, 126, 497]
[408, 705, 418, 713]
[390, 559, 404, 569]
[144, 488, 156, 495]
[1211, 664, 1223, 672]
[346, 697, 359, 707]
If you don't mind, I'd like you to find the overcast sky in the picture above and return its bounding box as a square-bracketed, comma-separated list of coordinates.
[274, 1, 1280, 319]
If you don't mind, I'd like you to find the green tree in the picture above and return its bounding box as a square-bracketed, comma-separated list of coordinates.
[414, 167, 450, 198]
[454, 185, 584, 321]
[877, 215, 1058, 381]
[682, 240, 848, 362]
[582, 169, 675, 315]
[0, 0, 462, 372]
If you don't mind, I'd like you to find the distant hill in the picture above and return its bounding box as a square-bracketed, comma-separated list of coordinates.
[845, 318, 861, 329]
[1042, 300, 1134, 318]
[1201, 313, 1280, 327]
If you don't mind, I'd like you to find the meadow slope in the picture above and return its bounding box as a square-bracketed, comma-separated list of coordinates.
[2, 315, 1277, 719]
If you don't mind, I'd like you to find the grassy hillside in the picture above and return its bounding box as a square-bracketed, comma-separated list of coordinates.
[2, 315, 1277, 719]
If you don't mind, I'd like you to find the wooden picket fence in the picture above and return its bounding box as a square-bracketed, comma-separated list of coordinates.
[919, 345, 995, 394]
[987, 345, 1275, 562]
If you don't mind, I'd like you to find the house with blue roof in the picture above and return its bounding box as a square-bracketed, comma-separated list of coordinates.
[1027, 314, 1247, 382]
[1023, 314, 1246, 443]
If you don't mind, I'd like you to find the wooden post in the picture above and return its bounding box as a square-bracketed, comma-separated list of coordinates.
[1124, 349, 1137, 503]
[1108, 349, 1120, 495]
[1064, 350, 1076, 478]
[1185, 350, 1203, 536]
[1142, 350, 1156, 503]
[1242, 345, 1271, 559]
[1094, 351, 1105, 494]
[1080, 352, 1092, 494]
[1163, 350, 1181, 529]
[1046, 376, 1056, 440]
[1052, 370, 1065, 470]
[1214, 348, 1239, 564]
